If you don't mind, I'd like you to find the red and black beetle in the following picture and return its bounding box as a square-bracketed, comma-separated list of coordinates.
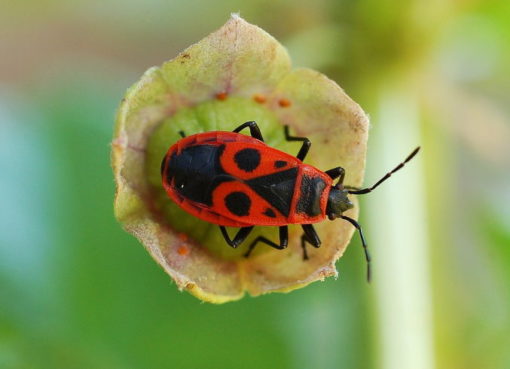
[161, 121, 419, 280]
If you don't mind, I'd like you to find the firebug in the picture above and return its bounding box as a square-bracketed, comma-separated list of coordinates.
[161, 121, 419, 280]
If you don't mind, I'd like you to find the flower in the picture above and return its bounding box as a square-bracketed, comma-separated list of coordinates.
[112, 15, 368, 303]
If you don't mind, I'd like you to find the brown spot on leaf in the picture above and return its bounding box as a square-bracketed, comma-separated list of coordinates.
[253, 94, 266, 103]
[179, 53, 191, 64]
[216, 92, 228, 100]
[178, 245, 189, 256]
[278, 98, 292, 108]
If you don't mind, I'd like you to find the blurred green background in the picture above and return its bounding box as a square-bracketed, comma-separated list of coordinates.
[1, 1, 509, 368]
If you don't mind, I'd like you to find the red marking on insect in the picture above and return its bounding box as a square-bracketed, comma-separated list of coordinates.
[278, 98, 292, 108]
[216, 92, 228, 100]
[161, 121, 420, 281]
[253, 94, 266, 103]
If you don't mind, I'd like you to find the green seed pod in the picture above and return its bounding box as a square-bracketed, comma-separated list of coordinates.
[112, 15, 368, 303]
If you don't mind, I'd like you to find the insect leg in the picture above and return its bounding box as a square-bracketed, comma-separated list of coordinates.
[244, 226, 288, 257]
[300, 224, 321, 260]
[284, 126, 311, 161]
[178, 130, 186, 138]
[219, 226, 254, 248]
[300, 234, 310, 260]
[340, 215, 371, 282]
[325, 167, 346, 186]
[232, 121, 264, 141]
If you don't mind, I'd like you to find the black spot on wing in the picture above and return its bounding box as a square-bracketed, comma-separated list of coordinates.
[296, 175, 326, 216]
[274, 160, 287, 168]
[225, 192, 251, 216]
[246, 168, 298, 217]
[263, 208, 276, 218]
[234, 148, 261, 172]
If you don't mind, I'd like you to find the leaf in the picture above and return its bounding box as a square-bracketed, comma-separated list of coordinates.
[112, 15, 369, 303]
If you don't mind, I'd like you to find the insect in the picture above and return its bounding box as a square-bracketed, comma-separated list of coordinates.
[161, 121, 419, 280]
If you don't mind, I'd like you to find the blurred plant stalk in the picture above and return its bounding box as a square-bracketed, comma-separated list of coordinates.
[366, 87, 434, 369]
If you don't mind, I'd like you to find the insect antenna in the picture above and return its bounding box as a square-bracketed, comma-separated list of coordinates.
[340, 215, 371, 282]
[348, 146, 420, 195]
